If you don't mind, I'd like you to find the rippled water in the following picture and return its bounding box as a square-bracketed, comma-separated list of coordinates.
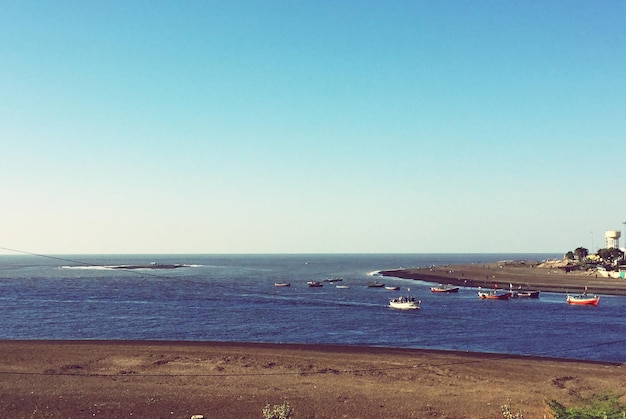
[1, 253, 625, 362]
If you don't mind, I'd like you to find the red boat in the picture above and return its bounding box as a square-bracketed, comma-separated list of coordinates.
[478, 287, 511, 300]
[566, 294, 600, 306]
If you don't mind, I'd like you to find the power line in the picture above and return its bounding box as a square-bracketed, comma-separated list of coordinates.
[0, 246, 176, 280]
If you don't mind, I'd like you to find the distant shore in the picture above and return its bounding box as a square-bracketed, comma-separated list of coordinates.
[0, 340, 623, 418]
[380, 260, 626, 296]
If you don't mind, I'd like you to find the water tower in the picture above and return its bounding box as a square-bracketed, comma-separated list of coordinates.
[604, 230, 621, 249]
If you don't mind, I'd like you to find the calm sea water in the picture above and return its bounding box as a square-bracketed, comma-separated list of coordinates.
[1, 253, 625, 363]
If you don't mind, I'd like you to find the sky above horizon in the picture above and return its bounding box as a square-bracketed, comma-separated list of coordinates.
[2, 1, 625, 255]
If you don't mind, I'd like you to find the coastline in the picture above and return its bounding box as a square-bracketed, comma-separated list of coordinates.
[380, 261, 626, 296]
[1, 340, 624, 418]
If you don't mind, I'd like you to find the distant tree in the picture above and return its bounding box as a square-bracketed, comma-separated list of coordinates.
[597, 248, 624, 265]
[565, 251, 575, 260]
[574, 247, 589, 261]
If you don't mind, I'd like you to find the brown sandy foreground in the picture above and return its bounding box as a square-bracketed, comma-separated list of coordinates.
[0, 340, 624, 418]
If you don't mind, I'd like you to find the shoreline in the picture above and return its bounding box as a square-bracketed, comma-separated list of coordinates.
[1, 340, 624, 418]
[1, 339, 619, 365]
[380, 261, 626, 296]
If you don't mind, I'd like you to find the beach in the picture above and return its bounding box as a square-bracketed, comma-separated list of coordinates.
[1, 340, 624, 418]
[381, 261, 626, 296]
[2, 260, 626, 418]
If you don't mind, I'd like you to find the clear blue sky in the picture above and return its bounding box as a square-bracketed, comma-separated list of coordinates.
[2, 1, 625, 254]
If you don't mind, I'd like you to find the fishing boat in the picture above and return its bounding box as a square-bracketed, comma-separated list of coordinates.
[508, 284, 539, 298]
[389, 288, 420, 310]
[511, 289, 540, 298]
[384, 286, 400, 291]
[430, 284, 460, 293]
[274, 282, 291, 287]
[566, 293, 600, 305]
[367, 281, 385, 288]
[478, 287, 511, 300]
[307, 281, 324, 287]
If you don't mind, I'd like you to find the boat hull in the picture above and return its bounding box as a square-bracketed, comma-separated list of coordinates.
[431, 286, 460, 293]
[511, 290, 540, 298]
[478, 291, 512, 300]
[389, 301, 420, 310]
[566, 295, 599, 305]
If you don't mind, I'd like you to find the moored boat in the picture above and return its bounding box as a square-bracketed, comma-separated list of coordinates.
[566, 293, 600, 305]
[307, 281, 324, 287]
[384, 286, 400, 291]
[335, 284, 350, 289]
[367, 281, 385, 288]
[478, 287, 511, 300]
[511, 290, 540, 298]
[274, 282, 291, 287]
[508, 284, 539, 298]
[431, 284, 460, 293]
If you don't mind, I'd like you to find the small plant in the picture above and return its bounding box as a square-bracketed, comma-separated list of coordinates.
[501, 399, 524, 419]
[262, 400, 294, 419]
[547, 392, 626, 419]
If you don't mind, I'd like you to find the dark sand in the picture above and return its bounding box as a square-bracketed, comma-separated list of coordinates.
[0, 340, 624, 418]
[381, 261, 626, 296]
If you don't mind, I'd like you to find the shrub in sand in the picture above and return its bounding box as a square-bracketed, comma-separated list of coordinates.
[262, 400, 294, 419]
[501, 399, 524, 419]
[547, 392, 626, 419]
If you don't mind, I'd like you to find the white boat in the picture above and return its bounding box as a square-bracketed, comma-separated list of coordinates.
[389, 288, 420, 310]
[336, 284, 350, 289]
[389, 296, 420, 310]
[430, 284, 460, 293]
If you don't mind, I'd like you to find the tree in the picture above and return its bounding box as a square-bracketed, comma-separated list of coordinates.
[597, 248, 624, 265]
[574, 247, 589, 261]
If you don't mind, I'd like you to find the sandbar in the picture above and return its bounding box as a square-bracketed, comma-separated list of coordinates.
[381, 260, 626, 296]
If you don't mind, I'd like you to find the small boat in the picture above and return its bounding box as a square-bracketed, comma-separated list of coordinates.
[511, 290, 540, 298]
[508, 284, 539, 298]
[566, 293, 600, 306]
[336, 284, 350, 289]
[324, 277, 343, 283]
[367, 281, 385, 288]
[431, 284, 460, 293]
[389, 288, 420, 310]
[274, 282, 291, 287]
[307, 281, 324, 287]
[478, 287, 511, 300]
[385, 286, 400, 291]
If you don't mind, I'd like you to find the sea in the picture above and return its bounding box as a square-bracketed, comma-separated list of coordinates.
[1, 253, 625, 363]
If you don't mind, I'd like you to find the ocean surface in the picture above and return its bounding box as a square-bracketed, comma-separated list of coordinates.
[1, 253, 625, 363]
